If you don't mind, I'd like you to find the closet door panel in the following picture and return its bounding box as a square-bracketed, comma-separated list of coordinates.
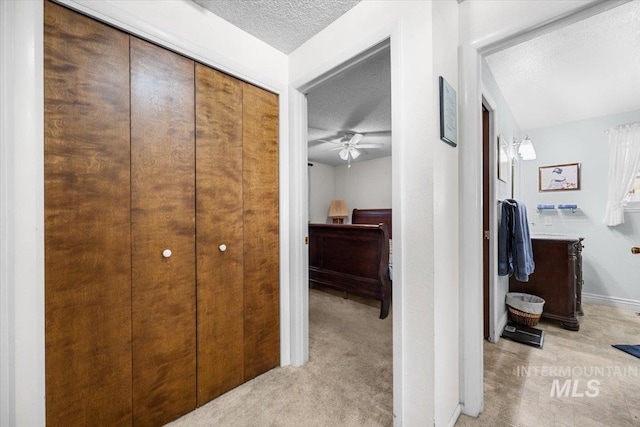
[44, 2, 133, 425]
[195, 66, 245, 404]
[130, 37, 196, 426]
[242, 83, 280, 380]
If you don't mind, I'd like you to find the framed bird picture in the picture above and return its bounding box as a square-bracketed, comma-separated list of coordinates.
[539, 163, 580, 192]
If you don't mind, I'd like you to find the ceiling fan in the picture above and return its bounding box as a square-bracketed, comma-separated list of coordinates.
[318, 132, 385, 164]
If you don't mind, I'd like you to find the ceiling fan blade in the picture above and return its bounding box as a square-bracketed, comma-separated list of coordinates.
[365, 130, 392, 136]
[315, 139, 343, 144]
[350, 133, 364, 145]
[350, 147, 361, 159]
[357, 143, 384, 148]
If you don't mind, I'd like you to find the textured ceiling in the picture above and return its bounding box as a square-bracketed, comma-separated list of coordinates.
[307, 47, 391, 166]
[486, 1, 640, 131]
[191, 0, 361, 54]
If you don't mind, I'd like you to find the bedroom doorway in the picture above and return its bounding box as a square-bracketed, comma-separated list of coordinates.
[305, 41, 393, 423]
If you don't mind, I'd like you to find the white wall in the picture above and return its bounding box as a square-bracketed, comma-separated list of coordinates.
[308, 162, 335, 223]
[309, 157, 392, 224]
[334, 157, 392, 222]
[432, 1, 460, 426]
[291, 0, 459, 424]
[0, 1, 289, 425]
[520, 109, 640, 305]
[481, 59, 521, 341]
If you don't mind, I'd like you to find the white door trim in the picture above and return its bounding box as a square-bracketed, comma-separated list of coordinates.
[0, 2, 45, 426]
[288, 90, 309, 367]
[480, 86, 500, 344]
[458, 43, 484, 417]
[289, 33, 399, 417]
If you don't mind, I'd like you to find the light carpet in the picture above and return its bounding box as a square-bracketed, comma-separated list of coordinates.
[167, 288, 393, 426]
[456, 303, 640, 427]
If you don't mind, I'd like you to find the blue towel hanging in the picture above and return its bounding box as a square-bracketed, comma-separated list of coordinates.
[498, 199, 535, 281]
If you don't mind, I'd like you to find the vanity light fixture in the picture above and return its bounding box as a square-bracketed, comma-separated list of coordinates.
[511, 135, 537, 198]
[517, 135, 536, 160]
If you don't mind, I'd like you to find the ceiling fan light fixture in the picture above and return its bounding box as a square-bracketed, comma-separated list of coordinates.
[339, 148, 349, 160]
[350, 147, 361, 159]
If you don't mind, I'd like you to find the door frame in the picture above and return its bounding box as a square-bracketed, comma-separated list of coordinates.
[481, 104, 490, 340]
[290, 34, 400, 412]
[480, 88, 501, 343]
[290, 40, 391, 368]
[458, 0, 631, 417]
[1, 2, 45, 426]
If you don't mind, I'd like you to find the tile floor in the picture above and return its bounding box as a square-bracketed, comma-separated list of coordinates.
[456, 303, 640, 427]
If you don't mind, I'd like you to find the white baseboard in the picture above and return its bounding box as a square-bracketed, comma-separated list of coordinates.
[496, 312, 509, 341]
[489, 311, 509, 343]
[447, 403, 463, 427]
[582, 293, 640, 312]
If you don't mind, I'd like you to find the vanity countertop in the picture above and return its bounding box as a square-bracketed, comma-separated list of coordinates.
[530, 233, 583, 241]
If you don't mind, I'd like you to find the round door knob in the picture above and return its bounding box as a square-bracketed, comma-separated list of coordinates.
[219, 244, 227, 252]
[162, 249, 172, 258]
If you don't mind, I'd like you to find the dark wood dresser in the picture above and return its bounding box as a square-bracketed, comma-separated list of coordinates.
[509, 235, 584, 331]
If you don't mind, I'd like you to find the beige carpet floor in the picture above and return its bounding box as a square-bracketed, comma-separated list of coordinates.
[167, 288, 393, 426]
[456, 303, 640, 427]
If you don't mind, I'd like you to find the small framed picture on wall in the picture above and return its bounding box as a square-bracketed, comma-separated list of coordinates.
[497, 135, 508, 183]
[539, 163, 580, 192]
[439, 76, 457, 147]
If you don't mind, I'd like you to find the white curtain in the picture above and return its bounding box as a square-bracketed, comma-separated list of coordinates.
[603, 123, 640, 226]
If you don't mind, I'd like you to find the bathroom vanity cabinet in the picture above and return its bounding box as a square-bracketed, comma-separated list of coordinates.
[509, 235, 584, 331]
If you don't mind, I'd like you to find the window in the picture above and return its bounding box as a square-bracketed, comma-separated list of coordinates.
[624, 173, 640, 212]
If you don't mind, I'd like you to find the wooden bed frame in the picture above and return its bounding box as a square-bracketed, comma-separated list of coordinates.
[308, 209, 392, 319]
[352, 208, 392, 238]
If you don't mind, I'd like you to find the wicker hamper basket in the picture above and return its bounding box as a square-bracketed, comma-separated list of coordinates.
[506, 292, 545, 327]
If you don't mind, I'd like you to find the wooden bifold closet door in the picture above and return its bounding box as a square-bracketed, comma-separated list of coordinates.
[195, 67, 280, 403]
[242, 83, 280, 381]
[44, 2, 279, 425]
[44, 2, 133, 425]
[130, 37, 197, 426]
[195, 66, 245, 403]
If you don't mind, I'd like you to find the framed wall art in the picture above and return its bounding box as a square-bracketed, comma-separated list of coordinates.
[539, 162, 580, 192]
[497, 135, 508, 183]
[439, 76, 457, 147]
